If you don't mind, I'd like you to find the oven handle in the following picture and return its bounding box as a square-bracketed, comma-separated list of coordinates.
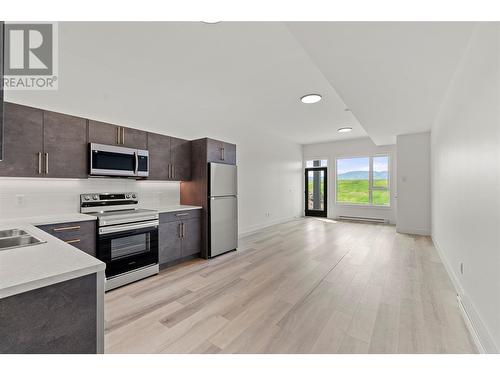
[99, 220, 159, 235]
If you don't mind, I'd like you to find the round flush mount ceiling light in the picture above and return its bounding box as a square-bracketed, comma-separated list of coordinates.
[201, 20, 221, 24]
[337, 127, 353, 133]
[300, 94, 322, 104]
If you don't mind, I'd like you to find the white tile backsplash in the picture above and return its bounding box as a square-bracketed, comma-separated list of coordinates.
[0, 178, 180, 219]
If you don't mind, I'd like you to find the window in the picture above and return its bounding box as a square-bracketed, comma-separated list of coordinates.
[306, 159, 328, 168]
[336, 155, 390, 206]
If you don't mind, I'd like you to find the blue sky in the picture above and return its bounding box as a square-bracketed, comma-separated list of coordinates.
[337, 156, 388, 174]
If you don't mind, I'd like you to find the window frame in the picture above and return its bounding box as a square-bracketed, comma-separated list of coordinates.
[335, 154, 391, 208]
[305, 158, 328, 169]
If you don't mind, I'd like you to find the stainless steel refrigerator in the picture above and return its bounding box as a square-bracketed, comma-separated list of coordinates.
[209, 162, 238, 257]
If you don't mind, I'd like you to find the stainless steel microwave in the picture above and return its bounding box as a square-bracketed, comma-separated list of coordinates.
[89, 143, 149, 177]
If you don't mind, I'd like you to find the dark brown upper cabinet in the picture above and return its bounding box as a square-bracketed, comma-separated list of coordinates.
[0, 103, 44, 177]
[148, 133, 191, 181]
[207, 138, 236, 165]
[88, 120, 121, 146]
[88, 120, 147, 150]
[43, 111, 88, 178]
[121, 126, 147, 149]
[0, 104, 89, 178]
[147, 132, 171, 180]
[171, 137, 191, 181]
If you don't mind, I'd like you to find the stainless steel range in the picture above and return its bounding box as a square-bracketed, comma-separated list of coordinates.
[80, 192, 159, 291]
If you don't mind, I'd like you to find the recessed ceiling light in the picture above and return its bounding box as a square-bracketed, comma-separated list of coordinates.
[337, 127, 353, 133]
[201, 21, 221, 24]
[300, 94, 322, 104]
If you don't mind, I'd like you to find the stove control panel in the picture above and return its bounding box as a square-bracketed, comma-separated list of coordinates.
[80, 192, 139, 211]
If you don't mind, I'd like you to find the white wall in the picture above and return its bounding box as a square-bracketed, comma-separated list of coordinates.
[302, 137, 396, 223]
[396, 132, 431, 235]
[2, 23, 304, 234]
[431, 23, 500, 353]
[0, 178, 180, 219]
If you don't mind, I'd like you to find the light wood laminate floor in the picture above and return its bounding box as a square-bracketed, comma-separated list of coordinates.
[105, 218, 477, 353]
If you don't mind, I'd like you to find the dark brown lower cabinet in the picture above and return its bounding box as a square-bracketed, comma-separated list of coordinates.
[159, 221, 182, 264]
[36, 220, 97, 257]
[182, 218, 201, 257]
[159, 210, 201, 267]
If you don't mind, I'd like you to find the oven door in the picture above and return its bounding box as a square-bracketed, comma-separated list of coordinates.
[98, 221, 159, 278]
[90, 143, 137, 177]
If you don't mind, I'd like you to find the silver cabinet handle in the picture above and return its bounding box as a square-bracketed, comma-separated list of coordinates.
[54, 225, 81, 232]
[172, 165, 175, 179]
[178, 222, 182, 238]
[122, 127, 125, 145]
[183, 222, 186, 238]
[117, 127, 120, 144]
[38, 152, 42, 174]
[44, 153, 49, 174]
[176, 213, 189, 217]
[65, 239, 81, 244]
[221, 147, 225, 161]
[167, 164, 170, 179]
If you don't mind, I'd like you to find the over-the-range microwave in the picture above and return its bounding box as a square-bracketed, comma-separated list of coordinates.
[89, 143, 149, 178]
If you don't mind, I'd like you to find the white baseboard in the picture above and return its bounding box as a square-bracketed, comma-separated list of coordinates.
[239, 216, 299, 238]
[432, 236, 498, 354]
[396, 227, 431, 236]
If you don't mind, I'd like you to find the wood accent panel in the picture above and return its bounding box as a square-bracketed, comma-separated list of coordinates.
[180, 139, 209, 258]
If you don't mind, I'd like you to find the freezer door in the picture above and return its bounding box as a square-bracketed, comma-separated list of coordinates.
[210, 196, 238, 257]
[210, 163, 237, 197]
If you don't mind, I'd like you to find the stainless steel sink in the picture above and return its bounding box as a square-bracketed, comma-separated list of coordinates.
[0, 229, 46, 251]
[0, 228, 28, 238]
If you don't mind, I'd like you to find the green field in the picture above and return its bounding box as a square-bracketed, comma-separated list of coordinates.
[307, 178, 389, 206]
[337, 179, 389, 205]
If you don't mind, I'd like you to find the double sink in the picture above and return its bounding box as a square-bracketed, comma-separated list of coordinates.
[0, 229, 46, 251]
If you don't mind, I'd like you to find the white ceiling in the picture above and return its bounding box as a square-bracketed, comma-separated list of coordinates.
[6, 22, 365, 145]
[6, 22, 476, 146]
[287, 22, 476, 145]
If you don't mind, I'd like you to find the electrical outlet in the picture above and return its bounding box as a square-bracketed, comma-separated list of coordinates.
[460, 262, 464, 275]
[15, 195, 25, 206]
[265, 212, 270, 217]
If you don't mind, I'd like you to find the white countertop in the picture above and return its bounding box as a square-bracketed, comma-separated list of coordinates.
[151, 205, 203, 214]
[0, 217, 105, 299]
[0, 206, 201, 299]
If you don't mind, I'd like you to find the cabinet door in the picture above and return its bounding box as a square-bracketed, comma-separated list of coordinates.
[121, 126, 147, 149]
[0, 103, 43, 177]
[222, 142, 237, 165]
[43, 111, 88, 178]
[37, 220, 96, 257]
[147, 133, 171, 180]
[171, 137, 191, 181]
[159, 221, 182, 264]
[88, 120, 121, 146]
[207, 138, 236, 165]
[206, 138, 224, 164]
[182, 218, 201, 257]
